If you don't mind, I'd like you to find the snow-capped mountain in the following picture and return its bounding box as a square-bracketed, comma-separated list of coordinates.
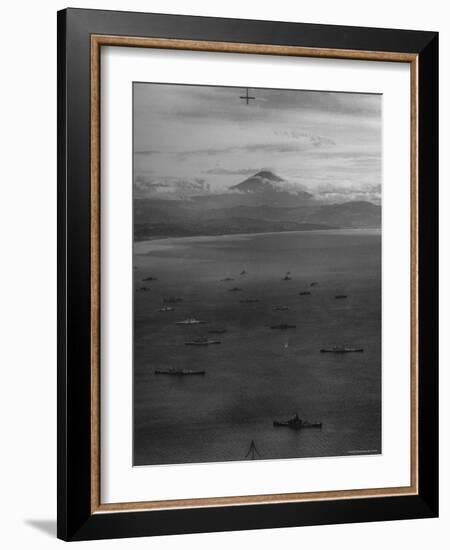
[229, 170, 312, 198]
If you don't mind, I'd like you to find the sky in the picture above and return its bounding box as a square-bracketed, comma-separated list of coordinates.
[133, 82, 382, 203]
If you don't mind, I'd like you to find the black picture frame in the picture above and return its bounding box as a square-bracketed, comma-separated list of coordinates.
[57, 7, 438, 541]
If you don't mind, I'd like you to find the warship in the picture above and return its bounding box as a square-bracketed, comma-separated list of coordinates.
[185, 337, 221, 346]
[159, 305, 174, 312]
[154, 369, 205, 376]
[320, 346, 363, 353]
[175, 318, 206, 325]
[273, 413, 322, 430]
[271, 323, 296, 330]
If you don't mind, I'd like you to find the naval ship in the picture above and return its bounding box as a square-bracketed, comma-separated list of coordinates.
[271, 323, 296, 330]
[320, 346, 363, 353]
[273, 413, 322, 430]
[154, 369, 205, 376]
[175, 318, 206, 325]
[184, 337, 221, 346]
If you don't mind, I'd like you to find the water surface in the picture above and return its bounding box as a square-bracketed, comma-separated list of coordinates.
[133, 230, 381, 465]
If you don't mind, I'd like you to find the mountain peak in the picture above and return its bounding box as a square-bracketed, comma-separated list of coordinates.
[229, 170, 312, 199]
[252, 170, 283, 182]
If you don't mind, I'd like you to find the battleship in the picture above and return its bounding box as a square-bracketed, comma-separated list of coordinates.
[299, 291, 311, 296]
[159, 305, 174, 312]
[335, 295, 348, 299]
[272, 305, 289, 311]
[176, 318, 206, 325]
[185, 337, 221, 346]
[155, 368, 205, 376]
[271, 323, 296, 330]
[320, 346, 363, 353]
[273, 413, 322, 430]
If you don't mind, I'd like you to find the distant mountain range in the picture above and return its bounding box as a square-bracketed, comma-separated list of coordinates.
[304, 201, 381, 227]
[134, 170, 381, 240]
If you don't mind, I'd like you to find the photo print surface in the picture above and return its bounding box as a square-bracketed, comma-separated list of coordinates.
[133, 82, 382, 466]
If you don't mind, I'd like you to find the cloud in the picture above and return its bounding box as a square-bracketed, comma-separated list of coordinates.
[315, 183, 381, 203]
[133, 83, 381, 198]
[134, 176, 210, 198]
[134, 150, 160, 156]
[245, 141, 335, 154]
[204, 167, 262, 176]
[309, 151, 380, 160]
[136, 137, 335, 159]
[135, 84, 381, 126]
[134, 177, 169, 191]
[273, 130, 336, 147]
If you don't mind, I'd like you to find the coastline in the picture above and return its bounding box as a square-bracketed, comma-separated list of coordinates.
[134, 227, 382, 253]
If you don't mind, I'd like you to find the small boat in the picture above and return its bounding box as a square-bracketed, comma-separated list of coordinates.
[185, 337, 221, 346]
[159, 305, 174, 312]
[271, 323, 296, 330]
[299, 291, 311, 296]
[136, 286, 150, 292]
[240, 299, 259, 303]
[163, 296, 183, 304]
[320, 346, 363, 353]
[228, 287, 243, 292]
[310, 282, 319, 287]
[335, 295, 348, 299]
[240, 270, 248, 275]
[221, 277, 234, 282]
[208, 329, 227, 334]
[155, 369, 205, 376]
[282, 271, 292, 281]
[176, 318, 206, 325]
[272, 306, 289, 311]
[142, 276, 158, 281]
[273, 413, 322, 430]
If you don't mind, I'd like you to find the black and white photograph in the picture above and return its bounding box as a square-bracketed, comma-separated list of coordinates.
[1, 0, 443, 546]
[133, 82, 382, 466]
